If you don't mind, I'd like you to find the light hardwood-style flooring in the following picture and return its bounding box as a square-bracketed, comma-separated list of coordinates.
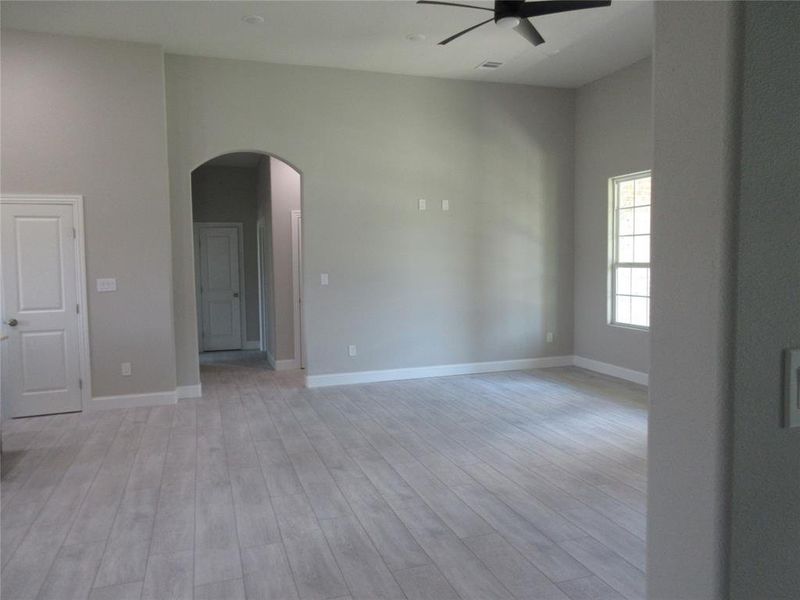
[1, 363, 647, 600]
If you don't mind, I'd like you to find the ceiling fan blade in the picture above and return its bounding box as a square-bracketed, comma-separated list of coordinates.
[438, 18, 494, 45]
[514, 18, 545, 46]
[416, 1, 493, 11]
[519, 1, 611, 18]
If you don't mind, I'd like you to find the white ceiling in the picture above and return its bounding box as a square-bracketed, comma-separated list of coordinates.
[0, 0, 653, 88]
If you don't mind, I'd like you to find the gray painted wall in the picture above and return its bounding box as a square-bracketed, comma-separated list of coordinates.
[256, 156, 276, 360]
[648, 3, 742, 598]
[165, 55, 576, 384]
[0, 29, 176, 398]
[254, 155, 300, 364]
[730, 2, 800, 597]
[192, 164, 260, 344]
[573, 58, 652, 374]
[269, 158, 301, 361]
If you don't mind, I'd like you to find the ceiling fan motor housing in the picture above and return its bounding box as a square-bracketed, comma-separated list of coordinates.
[417, 0, 612, 47]
[494, 1, 523, 24]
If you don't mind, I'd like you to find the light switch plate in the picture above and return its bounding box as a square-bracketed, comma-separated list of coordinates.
[418, 198, 427, 211]
[348, 345, 357, 357]
[785, 348, 800, 428]
[442, 199, 450, 211]
[96, 278, 117, 292]
[321, 273, 329, 286]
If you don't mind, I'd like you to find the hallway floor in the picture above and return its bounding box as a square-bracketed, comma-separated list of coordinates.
[199, 350, 273, 368]
[2, 364, 646, 600]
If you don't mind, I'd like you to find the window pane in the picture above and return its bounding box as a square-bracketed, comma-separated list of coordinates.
[616, 267, 631, 295]
[635, 177, 651, 206]
[619, 181, 635, 208]
[634, 206, 650, 235]
[634, 235, 650, 262]
[619, 236, 634, 262]
[610, 171, 651, 329]
[618, 208, 634, 235]
[631, 267, 649, 297]
[616, 295, 631, 324]
[630, 296, 649, 327]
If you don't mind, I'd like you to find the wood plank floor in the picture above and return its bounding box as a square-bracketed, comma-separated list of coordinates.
[1, 364, 647, 600]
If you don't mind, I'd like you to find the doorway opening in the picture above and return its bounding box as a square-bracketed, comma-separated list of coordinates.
[191, 152, 303, 371]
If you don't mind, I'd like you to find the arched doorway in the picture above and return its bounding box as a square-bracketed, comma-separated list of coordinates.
[190, 151, 303, 371]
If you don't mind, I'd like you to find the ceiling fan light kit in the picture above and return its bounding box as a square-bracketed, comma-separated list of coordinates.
[496, 15, 521, 29]
[416, 0, 612, 46]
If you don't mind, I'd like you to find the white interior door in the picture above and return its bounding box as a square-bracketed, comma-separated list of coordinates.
[199, 225, 242, 351]
[1, 202, 83, 417]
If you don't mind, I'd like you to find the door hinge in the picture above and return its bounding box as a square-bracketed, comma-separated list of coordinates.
[72, 227, 77, 239]
[79, 378, 83, 389]
[76, 304, 80, 314]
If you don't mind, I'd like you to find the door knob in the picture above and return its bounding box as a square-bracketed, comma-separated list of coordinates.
[5, 319, 18, 327]
[233, 293, 239, 298]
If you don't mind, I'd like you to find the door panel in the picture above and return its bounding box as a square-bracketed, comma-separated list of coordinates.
[21, 331, 68, 392]
[2, 202, 83, 417]
[199, 226, 242, 351]
[17, 218, 65, 310]
[206, 235, 233, 289]
[208, 301, 235, 335]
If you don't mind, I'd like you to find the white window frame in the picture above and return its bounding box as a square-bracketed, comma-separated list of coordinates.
[608, 170, 651, 330]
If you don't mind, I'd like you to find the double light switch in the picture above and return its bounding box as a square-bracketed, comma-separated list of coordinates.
[96, 278, 117, 292]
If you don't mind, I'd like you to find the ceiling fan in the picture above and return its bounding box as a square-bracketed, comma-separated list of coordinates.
[417, 0, 612, 46]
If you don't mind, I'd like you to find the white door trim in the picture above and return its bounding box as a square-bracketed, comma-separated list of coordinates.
[0, 194, 92, 413]
[291, 209, 304, 369]
[256, 222, 267, 353]
[194, 222, 246, 352]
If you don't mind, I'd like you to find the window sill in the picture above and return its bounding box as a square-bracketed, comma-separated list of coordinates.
[608, 323, 649, 333]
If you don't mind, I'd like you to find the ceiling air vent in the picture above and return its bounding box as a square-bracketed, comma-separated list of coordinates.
[475, 60, 503, 70]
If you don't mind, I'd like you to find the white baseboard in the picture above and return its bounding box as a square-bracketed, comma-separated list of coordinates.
[90, 383, 205, 410]
[89, 390, 177, 410]
[176, 384, 202, 399]
[85, 356, 645, 409]
[572, 355, 649, 386]
[242, 341, 261, 350]
[305, 356, 573, 388]
[275, 358, 301, 371]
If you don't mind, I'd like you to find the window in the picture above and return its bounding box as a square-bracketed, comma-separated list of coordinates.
[609, 171, 651, 328]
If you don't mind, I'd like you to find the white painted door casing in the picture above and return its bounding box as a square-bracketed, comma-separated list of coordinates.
[291, 210, 304, 369]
